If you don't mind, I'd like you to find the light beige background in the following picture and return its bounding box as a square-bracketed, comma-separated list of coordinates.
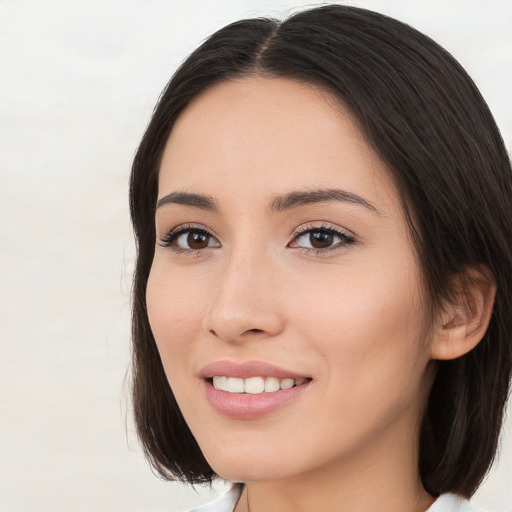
[0, 1, 510, 511]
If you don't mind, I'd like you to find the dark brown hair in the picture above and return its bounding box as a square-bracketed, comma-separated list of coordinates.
[129, 5, 512, 497]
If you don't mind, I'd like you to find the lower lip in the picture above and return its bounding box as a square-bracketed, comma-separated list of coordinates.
[203, 380, 311, 420]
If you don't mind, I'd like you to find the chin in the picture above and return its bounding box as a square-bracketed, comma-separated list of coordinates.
[211, 463, 290, 484]
[203, 448, 298, 483]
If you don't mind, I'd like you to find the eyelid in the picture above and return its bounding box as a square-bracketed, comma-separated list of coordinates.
[288, 222, 356, 252]
[158, 223, 221, 252]
[157, 221, 355, 255]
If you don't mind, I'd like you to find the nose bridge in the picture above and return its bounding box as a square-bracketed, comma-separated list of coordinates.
[203, 238, 283, 342]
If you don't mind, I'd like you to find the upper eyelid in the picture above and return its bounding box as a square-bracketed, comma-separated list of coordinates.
[157, 223, 220, 248]
[160, 223, 217, 238]
[291, 222, 355, 238]
[157, 222, 356, 248]
[288, 223, 356, 252]
[171, 223, 211, 234]
[159, 222, 352, 236]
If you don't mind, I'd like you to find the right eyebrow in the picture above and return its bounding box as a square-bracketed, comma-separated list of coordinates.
[156, 192, 218, 211]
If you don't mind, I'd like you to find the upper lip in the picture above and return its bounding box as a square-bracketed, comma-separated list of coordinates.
[200, 360, 311, 380]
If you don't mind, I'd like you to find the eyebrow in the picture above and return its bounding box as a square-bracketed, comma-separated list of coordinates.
[156, 192, 218, 211]
[268, 188, 380, 215]
[156, 188, 380, 215]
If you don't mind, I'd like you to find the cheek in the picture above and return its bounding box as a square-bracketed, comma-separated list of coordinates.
[291, 257, 428, 385]
[146, 261, 206, 381]
[286, 264, 431, 457]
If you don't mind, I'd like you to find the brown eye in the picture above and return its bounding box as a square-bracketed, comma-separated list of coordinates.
[175, 229, 219, 250]
[186, 231, 211, 249]
[159, 227, 221, 252]
[290, 225, 355, 253]
[309, 231, 334, 249]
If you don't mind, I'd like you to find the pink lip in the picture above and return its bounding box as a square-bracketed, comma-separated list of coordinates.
[200, 360, 312, 420]
[200, 360, 310, 380]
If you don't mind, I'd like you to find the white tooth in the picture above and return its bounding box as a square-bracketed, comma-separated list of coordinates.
[265, 376, 280, 392]
[245, 376, 265, 394]
[227, 377, 245, 393]
[212, 376, 228, 391]
[295, 378, 306, 386]
[280, 378, 294, 390]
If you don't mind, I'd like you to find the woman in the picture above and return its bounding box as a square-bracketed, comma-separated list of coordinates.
[129, 5, 512, 511]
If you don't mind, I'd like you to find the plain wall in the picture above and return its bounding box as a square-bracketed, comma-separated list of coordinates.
[0, 1, 510, 511]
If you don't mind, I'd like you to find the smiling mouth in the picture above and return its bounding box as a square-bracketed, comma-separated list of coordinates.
[209, 376, 310, 394]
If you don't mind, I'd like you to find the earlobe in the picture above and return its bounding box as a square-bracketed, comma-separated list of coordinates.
[431, 266, 496, 360]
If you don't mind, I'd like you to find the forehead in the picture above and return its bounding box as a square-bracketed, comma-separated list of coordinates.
[159, 76, 397, 213]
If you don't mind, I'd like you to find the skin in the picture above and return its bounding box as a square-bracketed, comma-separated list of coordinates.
[147, 76, 450, 512]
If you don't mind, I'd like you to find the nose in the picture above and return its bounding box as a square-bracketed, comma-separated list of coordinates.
[202, 249, 285, 344]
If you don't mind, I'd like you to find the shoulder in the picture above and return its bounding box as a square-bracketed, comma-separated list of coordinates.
[187, 485, 242, 512]
[428, 494, 488, 512]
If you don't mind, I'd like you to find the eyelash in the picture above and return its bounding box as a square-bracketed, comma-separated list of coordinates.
[158, 224, 215, 255]
[290, 223, 356, 254]
[158, 222, 356, 256]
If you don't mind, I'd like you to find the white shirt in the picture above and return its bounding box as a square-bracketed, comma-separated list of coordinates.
[429, 494, 486, 512]
[188, 486, 487, 512]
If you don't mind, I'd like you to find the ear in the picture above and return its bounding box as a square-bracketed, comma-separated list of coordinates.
[431, 265, 496, 360]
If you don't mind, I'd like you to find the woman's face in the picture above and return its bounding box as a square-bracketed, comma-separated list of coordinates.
[147, 77, 437, 483]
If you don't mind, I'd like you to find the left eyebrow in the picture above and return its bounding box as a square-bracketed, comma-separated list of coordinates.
[268, 188, 381, 215]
